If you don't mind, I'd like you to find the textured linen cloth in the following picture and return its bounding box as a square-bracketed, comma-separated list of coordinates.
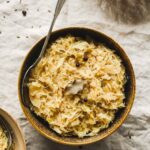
[0, 0, 150, 150]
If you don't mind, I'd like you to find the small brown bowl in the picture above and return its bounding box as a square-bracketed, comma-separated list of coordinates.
[18, 27, 135, 145]
[0, 108, 26, 149]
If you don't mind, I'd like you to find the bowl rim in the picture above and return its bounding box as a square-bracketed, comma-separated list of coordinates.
[18, 26, 136, 145]
[0, 108, 26, 149]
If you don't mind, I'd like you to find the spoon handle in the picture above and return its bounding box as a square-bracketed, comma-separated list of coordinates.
[38, 0, 66, 60]
[21, 0, 65, 107]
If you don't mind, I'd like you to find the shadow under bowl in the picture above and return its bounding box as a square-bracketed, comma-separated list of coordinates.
[18, 27, 135, 145]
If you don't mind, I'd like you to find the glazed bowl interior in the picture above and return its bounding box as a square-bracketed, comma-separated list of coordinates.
[18, 27, 135, 145]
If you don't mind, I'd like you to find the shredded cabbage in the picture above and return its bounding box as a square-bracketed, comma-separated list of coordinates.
[0, 126, 8, 150]
[28, 36, 126, 137]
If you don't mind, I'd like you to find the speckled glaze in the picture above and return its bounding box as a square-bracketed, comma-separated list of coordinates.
[18, 27, 136, 145]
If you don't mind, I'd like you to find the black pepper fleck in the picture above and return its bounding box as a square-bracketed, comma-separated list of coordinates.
[83, 98, 88, 102]
[76, 61, 80, 67]
[48, 10, 51, 13]
[6, 1, 10, 3]
[0, 31, 1, 34]
[96, 121, 100, 124]
[3, 16, 5, 18]
[22, 10, 27, 16]
[83, 53, 88, 61]
[14, 9, 17, 11]
[26, 36, 29, 38]
[17, 36, 20, 38]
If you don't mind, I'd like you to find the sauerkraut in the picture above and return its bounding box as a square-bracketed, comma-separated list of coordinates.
[28, 35, 126, 137]
[0, 126, 8, 150]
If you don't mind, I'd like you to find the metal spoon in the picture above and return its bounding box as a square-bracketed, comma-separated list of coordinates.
[0, 115, 12, 150]
[21, 0, 66, 107]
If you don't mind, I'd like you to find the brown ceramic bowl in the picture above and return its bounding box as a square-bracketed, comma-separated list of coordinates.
[18, 27, 135, 145]
[0, 108, 26, 149]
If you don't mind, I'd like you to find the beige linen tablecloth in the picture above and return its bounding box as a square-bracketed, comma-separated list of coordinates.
[0, 0, 150, 149]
